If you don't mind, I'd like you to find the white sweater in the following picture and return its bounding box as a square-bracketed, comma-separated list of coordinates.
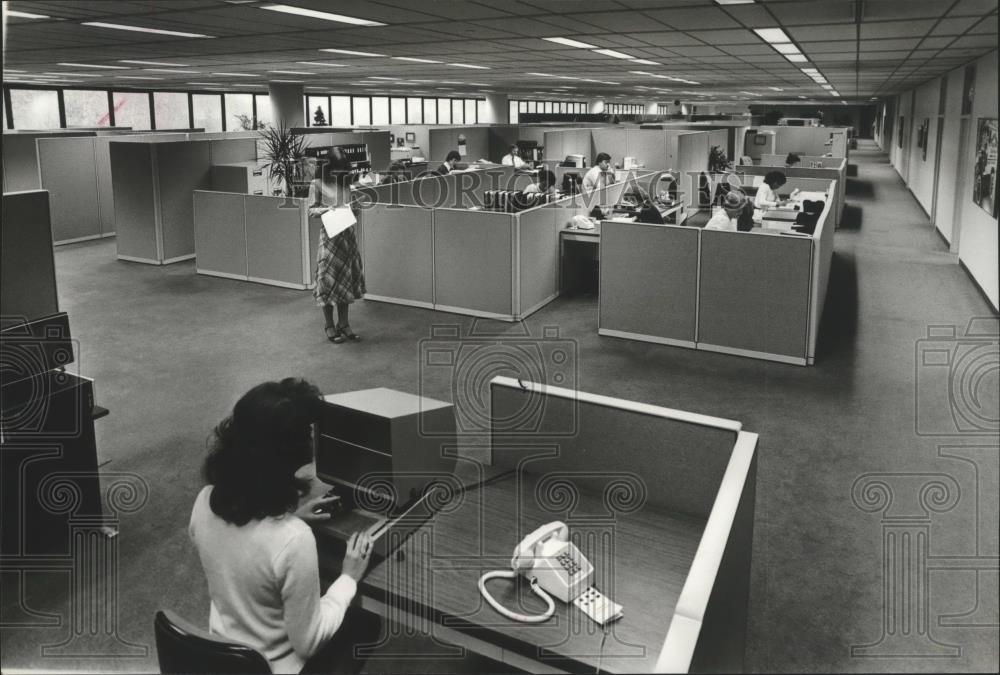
[189, 486, 357, 674]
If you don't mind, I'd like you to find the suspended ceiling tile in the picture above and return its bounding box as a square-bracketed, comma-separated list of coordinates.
[533, 15, 610, 35]
[949, 0, 1000, 16]
[573, 11, 671, 33]
[930, 16, 981, 35]
[718, 4, 778, 28]
[366, 0, 510, 20]
[687, 29, 758, 44]
[919, 36, 960, 49]
[790, 24, 858, 41]
[969, 15, 999, 33]
[861, 20, 937, 39]
[770, 1, 856, 24]
[860, 37, 922, 51]
[637, 31, 704, 47]
[864, 0, 950, 20]
[643, 6, 741, 30]
[799, 40, 856, 53]
[414, 21, 510, 39]
[719, 44, 776, 56]
[590, 34, 668, 48]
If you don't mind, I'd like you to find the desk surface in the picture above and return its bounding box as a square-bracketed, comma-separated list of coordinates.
[358, 471, 705, 673]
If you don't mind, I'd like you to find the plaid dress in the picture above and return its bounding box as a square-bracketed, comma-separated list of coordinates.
[311, 181, 366, 306]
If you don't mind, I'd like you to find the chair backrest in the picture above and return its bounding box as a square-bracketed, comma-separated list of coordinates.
[154, 610, 271, 674]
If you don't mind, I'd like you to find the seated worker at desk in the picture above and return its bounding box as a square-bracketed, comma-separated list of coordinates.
[501, 145, 531, 170]
[435, 150, 462, 176]
[523, 168, 558, 195]
[705, 190, 754, 231]
[582, 152, 612, 193]
[754, 170, 788, 209]
[190, 378, 379, 674]
[785, 153, 801, 168]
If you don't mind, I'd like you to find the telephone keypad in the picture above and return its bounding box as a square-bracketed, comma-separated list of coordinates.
[556, 552, 581, 576]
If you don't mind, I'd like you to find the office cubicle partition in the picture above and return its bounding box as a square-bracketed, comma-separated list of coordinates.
[735, 159, 847, 226]
[2, 190, 59, 325]
[2, 131, 96, 193]
[600, 178, 837, 365]
[109, 136, 257, 263]
[487, 377, 757, 673]
[193, 191, 319, 289]
[758, 125, 850, 159]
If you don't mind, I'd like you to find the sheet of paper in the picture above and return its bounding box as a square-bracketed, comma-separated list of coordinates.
[321, 206, 356, 239]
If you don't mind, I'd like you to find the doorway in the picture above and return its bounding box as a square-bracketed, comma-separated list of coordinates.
[950, 117, 971, 253]
[931, 117, 945, 229]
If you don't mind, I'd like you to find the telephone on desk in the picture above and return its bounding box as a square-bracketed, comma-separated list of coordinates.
[479, 521, 623, 625]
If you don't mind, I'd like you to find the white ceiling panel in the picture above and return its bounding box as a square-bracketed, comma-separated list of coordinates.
[770, 1, 856, 24]
[860, 21, 937, 39]
[643, 6, 742, 30]
[790, 24, 858, 41]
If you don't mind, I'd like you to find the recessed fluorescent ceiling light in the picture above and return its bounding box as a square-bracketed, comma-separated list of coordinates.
[772, 43, 801, 55]
[213, 72, 259, 77]
[542, 37, 598, 49]
[120, 60, 191, 67]
[269, 70, 314, 75]
[320, 48, 384, 57]
[297, 61, 346, 67]
[592, 48, 636, 60]
[447, 63, 489, 69]
[393, 57, 441, 63]
[769, 87, 784, 91]
[259, 4, 385, 26]
[58, 62, 128, 69]
[715, 0, 755, 4]
[3, 8, 50, 18]
[44, 72, 103, 77]
[368, 76, 399, 80]
[754, 28, 791, 43]
[631, 59, 660, 65]
[117, 75, 163, 79]
[81, 22, 214, 38]
[786, 54, 808, 62]
[145, 68, 200, 73]
[527, 72, 554, 77]
[830, 92, 840, 96]
[821, 84, 834, 89]
[270, 79, 303, 83]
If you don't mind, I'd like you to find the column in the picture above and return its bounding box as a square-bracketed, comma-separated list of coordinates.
[267, 82, 305, 128]
[482, 93, 508, 124]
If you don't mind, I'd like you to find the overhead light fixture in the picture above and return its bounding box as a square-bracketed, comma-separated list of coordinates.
[259, 4, 385, 26]
[393, 57, 441, 63]
[268, 70, 314, 75]
[296, 61, 347, 67]
[714, 0, 755, 4]
[320, 48, 384, 57]
[631, 59, 661, 65]
[447, 63, 489, 69]
[81, 21, 214, 38]
[542, 37, 598, 49]
[212, 72, 260, 77]
[772, 43, 801, 55]
[368, 76, 399, 80]
[270, 79, 303, 83]
[43, 71, 103, 77]
[754, 28, 791, 44]
[821, 84, 834, 89]
[3, 8, 50, 19]
[769, 86, 784, 91]
[592, 48, 636, 60]
[58, 62, 128, 69]
[527, 72, 555, 77]
[117, 75, 163, 80]
[785, 54, 808, 63]
[145, 68, 201, 73]
[830, 92, 840, 97]
[120, 59, 191, 67]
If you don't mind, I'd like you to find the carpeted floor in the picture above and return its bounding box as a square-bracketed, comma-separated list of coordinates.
[1, 140, 997, 673]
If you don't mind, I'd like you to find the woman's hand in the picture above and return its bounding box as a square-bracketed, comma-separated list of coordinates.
[309, 206, 330, 218]
[294, 493, 339, 524]
[342, 531, 374, 582]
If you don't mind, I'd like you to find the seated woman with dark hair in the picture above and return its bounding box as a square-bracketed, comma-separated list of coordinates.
[523, 168, 557, 195]
[785, 153, 801, 167]
[190, 378, 377, 674]
[754, 170, 788, 210]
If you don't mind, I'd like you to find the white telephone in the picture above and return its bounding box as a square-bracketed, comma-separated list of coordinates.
[478, 521, 623, 625]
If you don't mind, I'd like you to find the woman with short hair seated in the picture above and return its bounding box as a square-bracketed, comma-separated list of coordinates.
[190, 378, 378, 674]
[785, 153, 801, 167]
[754, 170, 788, 210]
[706, 190, 753, 231]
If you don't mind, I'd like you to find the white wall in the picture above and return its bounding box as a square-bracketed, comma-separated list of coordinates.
[884, 50, 998, 311]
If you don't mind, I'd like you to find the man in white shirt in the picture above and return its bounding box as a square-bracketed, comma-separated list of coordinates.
[501, 145, 528, 169]
[582, 152, 612, 193]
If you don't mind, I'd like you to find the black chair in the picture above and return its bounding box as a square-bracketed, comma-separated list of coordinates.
[154, 610, 270, 674]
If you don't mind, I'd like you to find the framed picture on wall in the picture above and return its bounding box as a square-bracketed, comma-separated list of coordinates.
[898, 117, 904, 148]
[922, 119, 930, 161]
[405, 132, 415, 142]
[972, 118, 997, 218]
[961, 64, 975, 115]
[916, 121, 924, 149]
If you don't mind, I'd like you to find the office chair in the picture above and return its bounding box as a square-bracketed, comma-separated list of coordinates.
[154, 610, 271, 674]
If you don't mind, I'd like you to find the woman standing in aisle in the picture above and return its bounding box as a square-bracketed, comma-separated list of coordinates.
[310, 149, 366, 343]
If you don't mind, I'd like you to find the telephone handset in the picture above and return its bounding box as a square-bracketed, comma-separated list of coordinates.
[478, 521, 623, 625]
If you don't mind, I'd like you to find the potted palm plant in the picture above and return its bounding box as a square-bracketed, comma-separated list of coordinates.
[258, 124, 309, 197]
